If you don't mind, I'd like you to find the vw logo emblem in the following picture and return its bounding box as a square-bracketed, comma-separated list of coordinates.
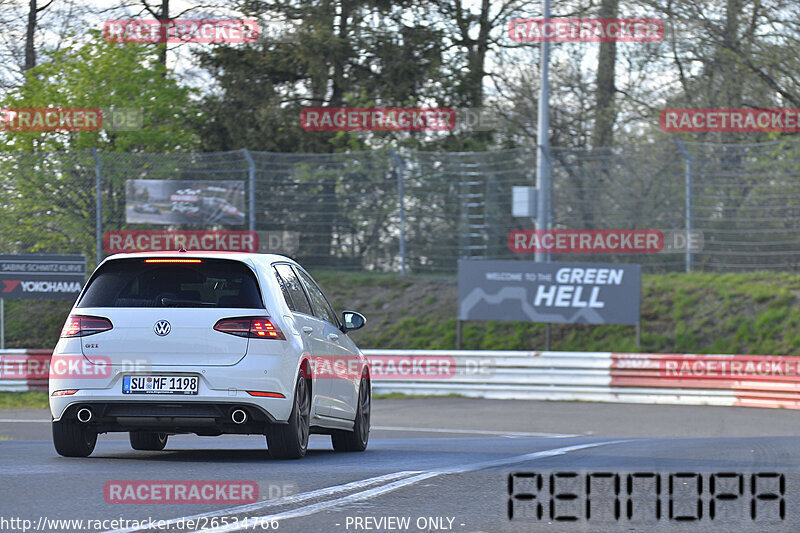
[154, 320, 171, 336]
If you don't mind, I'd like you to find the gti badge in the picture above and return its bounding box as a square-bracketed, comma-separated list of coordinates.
[154, 320, 171, 336]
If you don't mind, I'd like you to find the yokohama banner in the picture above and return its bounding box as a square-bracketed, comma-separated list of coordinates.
[0, 254, 86, 300]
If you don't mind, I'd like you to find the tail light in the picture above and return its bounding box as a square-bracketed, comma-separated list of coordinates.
[214, 316, 285, 340]
[144, 259, 202, 263]
[246, 391, 285, 398]
[60, 315, 113, 338]
[51, 389, 78, 396]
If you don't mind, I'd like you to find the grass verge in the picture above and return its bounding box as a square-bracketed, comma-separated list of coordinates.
[0, 391, 49, 410]
[5, 270, 800, 354]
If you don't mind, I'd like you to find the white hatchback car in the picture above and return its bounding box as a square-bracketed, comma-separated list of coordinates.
[49, 252, 369, 459]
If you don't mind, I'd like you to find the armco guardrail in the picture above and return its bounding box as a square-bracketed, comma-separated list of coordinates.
[0, 350, 51, 391]
[366, 350, 800, 409]
[4, 349, 800, 409]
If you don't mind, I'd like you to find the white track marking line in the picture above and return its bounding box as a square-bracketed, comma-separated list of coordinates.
[0, 419, 49, 423]
[372, 425, 579, 438]
[101, 471, 421, 533]
[199, 440, 631, 532]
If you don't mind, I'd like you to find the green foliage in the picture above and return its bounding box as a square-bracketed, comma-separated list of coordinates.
[194, 1, 449, 153]
[326, 270, 800, 355]
[1, 299, 72, 350]
[0, 31, 201, 257]
[1, 30, 199, 152]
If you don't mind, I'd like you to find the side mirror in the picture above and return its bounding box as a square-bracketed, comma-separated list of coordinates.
[341, 310, 366, 332]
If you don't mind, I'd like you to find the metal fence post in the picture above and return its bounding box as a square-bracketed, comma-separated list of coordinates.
[674, 140, 693, 273]
[241, 149, 256, 232]
[391, 150, 407, 275]
[534, 0, 552, 264]
[91, 147, 102, 265]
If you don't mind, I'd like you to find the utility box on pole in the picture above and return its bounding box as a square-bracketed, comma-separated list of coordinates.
[512, 186, 538, 219]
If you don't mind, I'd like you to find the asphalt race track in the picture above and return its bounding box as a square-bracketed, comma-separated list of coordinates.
[2, 398, 800, 533]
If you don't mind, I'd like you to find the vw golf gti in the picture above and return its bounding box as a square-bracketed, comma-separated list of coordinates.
[49, 252, 370, 459]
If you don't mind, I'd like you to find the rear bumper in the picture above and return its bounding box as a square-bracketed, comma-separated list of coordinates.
[54, 400, 280, 435]
[49, 341, 301, 424]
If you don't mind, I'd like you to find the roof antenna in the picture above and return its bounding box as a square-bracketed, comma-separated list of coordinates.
[178, 246, 187, 253]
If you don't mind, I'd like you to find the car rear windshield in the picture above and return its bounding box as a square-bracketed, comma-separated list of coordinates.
[77, 258, 263, 308]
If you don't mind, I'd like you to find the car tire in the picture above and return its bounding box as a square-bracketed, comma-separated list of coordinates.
[331, 375, 370, 452]
[267, 373, 310, 459]
[52, 419, 97, 457]
[129, 431, 168, 451]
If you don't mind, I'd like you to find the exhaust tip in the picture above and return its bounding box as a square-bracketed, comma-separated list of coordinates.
[231, 409, 247, 424]
[76, 407, 93, 423]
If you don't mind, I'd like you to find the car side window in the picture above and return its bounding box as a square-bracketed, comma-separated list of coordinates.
[273, 264, 313, 316]
[272, 266, 297, 311]
[295, 267, 338, 326]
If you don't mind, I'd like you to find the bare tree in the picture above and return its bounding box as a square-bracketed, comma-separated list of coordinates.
[0, 0, 91, 89]
[590, 0, 618, 148]
[24, 0, 54, 71]
[140, 0, 169, 67]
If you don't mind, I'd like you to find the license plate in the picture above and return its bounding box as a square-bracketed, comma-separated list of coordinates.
[122, 375, 199, 395]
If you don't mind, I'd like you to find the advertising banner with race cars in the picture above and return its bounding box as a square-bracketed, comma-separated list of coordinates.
[458, 260, 641, 325]
[0, 254, 86, 300]
[125, 179, 246, 225]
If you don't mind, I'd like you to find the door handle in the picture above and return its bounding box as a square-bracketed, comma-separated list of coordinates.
[302, 326, 313, 334]
[328, 333, 339, 341]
